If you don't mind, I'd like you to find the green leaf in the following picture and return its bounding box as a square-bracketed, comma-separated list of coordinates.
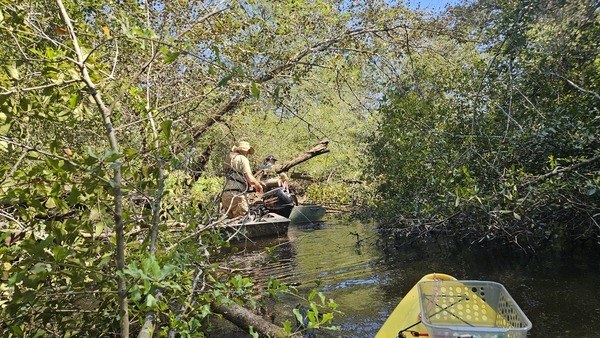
[292, 307, 303, 324]
[321, 312, 334, 323]
[0, 122, 11, 138]
[124, 262, 144, 279]
[251, 82, 260, 98]
[282, 320, 292, 334]
[158, 264, 177, 280]
[30, 263, 49, 274]
[32, 329, 46, 338]
[45, 197, 57, 209]
[109, 161, 122, 169]
[52, 246, 69, 262]
[164, 51, 180, 63]
[248, 326, 258, 338]
[308, 289, 317, 301]
[217, 74, 233, 87]
[146, 293, 157, 308]
[160, 119, 172, 140]
[0, 231, 10, 243]
[5, 62, 19, 80]
[212, 45, 221, 64]
[8, 271, 24, 286]
[68, 93, 81, 109]
[94, 223, 104, 237]
[123, 147, 137, 157]
[45, 47, 55, 59]
[142, 255, 161, 279]
[103, 149, 121, 162]
[86, 146, 98, 159]
[67, 187, 81, 205]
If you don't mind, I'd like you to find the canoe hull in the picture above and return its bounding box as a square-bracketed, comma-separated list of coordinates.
[375, 273, 456, 338]
[225, 212, 290, 240]
[376, 273, 532, 338]
[289, 205, 326, 224]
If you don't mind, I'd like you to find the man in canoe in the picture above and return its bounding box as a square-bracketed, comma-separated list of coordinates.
[222, 141, 263, 218]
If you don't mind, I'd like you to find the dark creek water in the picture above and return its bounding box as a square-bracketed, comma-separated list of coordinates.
[216, 215, 600, 338]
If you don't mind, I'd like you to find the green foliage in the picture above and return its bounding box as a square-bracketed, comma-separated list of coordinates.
[365, 0, 599, 244]
[6, 0, 596, 336]
[266, 276, 340, 336]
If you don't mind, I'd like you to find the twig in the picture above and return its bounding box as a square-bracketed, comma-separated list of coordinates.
[523, 155, 600, 186]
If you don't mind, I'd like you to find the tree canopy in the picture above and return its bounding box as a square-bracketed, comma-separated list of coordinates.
[1, 0, 598, 336]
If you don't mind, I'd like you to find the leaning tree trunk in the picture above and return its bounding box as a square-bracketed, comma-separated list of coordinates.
[190, 138, 330, 180]
[254, 138, 330, 178]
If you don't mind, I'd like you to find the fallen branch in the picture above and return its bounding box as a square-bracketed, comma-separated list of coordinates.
[212, 301, 289, 337]
[255, 139, 330, 178]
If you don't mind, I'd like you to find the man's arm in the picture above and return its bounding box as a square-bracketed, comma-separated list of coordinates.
[244, 172, 263, 193]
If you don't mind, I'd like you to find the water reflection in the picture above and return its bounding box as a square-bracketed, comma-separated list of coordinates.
[233, 215, 600, 337]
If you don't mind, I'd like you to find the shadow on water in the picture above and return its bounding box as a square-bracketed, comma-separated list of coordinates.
[223, 215, 600, 338]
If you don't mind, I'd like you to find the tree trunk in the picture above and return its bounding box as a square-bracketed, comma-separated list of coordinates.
[212, 302, 289, 337]
[255, 138, 330, 178]
[56, 1, 129, 336]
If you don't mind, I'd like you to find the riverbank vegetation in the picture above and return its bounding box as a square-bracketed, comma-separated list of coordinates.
[1, 0, 597, 336]
[364, 0, 599, 253]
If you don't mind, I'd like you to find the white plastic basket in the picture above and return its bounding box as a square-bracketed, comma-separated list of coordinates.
[418, 280, 532, 338]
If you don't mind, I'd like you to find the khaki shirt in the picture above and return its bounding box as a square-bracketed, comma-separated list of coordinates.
[224, 152, 252, 191]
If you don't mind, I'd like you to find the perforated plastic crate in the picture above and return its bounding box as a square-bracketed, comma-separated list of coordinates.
[418, 280, 532, 338]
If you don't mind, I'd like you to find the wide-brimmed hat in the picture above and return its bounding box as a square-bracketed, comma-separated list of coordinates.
[232, 141, 254, 154]
[266, 154, 278, 161]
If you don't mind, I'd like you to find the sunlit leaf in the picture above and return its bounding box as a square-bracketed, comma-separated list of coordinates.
[251, 82, 260, 98]
[94, 223, 104, 237]
[292, 307, 303, 324]
[101, 25, 111, 38]
[45, 197, 57, 209]
[5, 63, 19, 80]
[146, 293, 157, 308]
[142, 255, 161, 279]
[318, 292, 326, 305]
[160, 119, 172, 140]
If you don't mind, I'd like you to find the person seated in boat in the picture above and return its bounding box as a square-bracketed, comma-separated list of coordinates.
[222, 141, 263, 218]
[259, 154, 278, 177]
[278, 172, 289, 192]
[258, 154, 282, 191]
